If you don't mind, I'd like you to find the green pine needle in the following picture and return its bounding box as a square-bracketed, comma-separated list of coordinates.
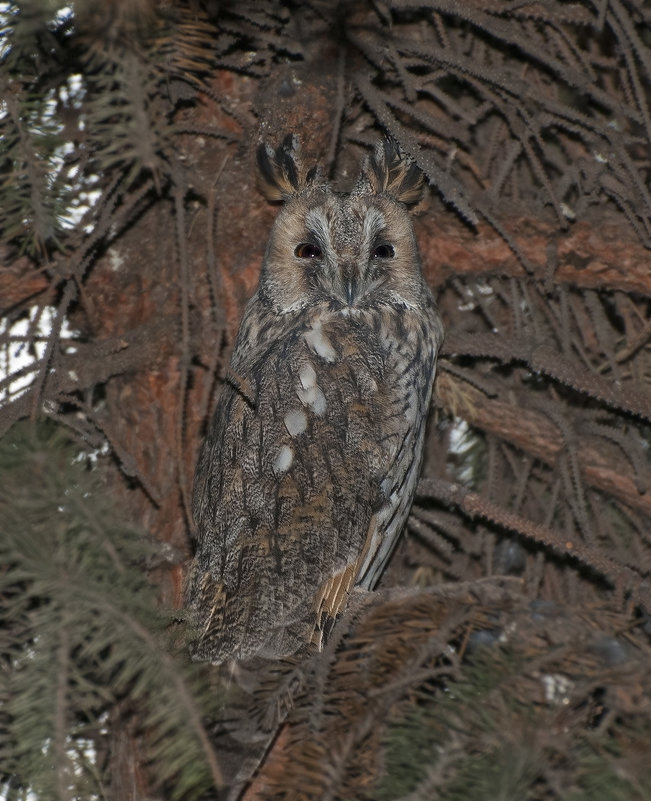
[0, 421, 223, 800]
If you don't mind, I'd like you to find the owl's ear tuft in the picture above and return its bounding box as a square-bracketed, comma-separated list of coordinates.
[359, 139, 424, 205]
[257, 134, 320, 202]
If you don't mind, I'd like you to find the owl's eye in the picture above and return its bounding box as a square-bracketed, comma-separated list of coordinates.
[295, 242, 322, 259]
[372, 244, 395, 259]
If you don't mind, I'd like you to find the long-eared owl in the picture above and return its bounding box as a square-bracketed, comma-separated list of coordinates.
[187, 137, 444, 664]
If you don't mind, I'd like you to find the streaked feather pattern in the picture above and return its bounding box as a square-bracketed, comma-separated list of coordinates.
[187, 138, 443, 664]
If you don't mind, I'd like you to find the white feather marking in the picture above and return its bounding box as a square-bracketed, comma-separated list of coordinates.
[299, 363, 317, 390]
[361, 207, 385, 253]
[273, 445, 294, 475]
[304, 320, 337, 362]
[284, 408, 308, 437]
[297, 384, 327, 416]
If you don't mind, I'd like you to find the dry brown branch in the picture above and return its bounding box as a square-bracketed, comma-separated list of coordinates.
[420, 214, 651, 295]
[436, 372, 651, 518]
[0, 267, 51, 313]
[442, 331, 651, 421]
[417, 477, 643, 591]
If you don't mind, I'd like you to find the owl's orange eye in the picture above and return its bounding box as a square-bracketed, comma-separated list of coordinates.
[295, 243, 322, 259]
[372, 244, 395, 259]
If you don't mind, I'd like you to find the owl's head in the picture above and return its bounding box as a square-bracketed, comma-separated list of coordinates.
[256, 135, 428, 315]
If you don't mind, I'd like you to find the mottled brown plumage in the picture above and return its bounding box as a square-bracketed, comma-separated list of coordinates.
[187, 138, 444, 664]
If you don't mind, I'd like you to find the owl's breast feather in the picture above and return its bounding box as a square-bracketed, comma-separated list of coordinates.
[188, 299, 441, 662]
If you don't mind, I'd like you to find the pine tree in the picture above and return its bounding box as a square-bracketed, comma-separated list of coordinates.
[1, 2, 650, 799]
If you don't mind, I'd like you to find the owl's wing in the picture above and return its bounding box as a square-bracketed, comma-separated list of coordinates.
[188, 307, 437, 663]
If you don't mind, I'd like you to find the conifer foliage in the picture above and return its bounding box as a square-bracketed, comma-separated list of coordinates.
[1, 1, 650, 799]
[0, 422, 222, 800]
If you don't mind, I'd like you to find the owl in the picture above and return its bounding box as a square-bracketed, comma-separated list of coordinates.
[187, 136, 444, 664]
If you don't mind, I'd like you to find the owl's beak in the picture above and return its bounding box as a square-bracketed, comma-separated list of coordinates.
[342, 264, 358, 306]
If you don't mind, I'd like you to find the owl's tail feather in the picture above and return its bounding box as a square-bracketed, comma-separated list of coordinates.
[311, 513, 378, 650]
[311, 561, 357, 651]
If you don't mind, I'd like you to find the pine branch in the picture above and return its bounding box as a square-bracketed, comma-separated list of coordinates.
[435, 372, 651, 519]
[418, 215, 651, 296]
[0, 421, 223, 799]
[442, 331, 651, 422]
[417, 477, 645, 598]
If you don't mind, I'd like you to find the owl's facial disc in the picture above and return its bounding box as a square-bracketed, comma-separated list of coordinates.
[262, 190, 423, 313]
[298, 199, 402, 309]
